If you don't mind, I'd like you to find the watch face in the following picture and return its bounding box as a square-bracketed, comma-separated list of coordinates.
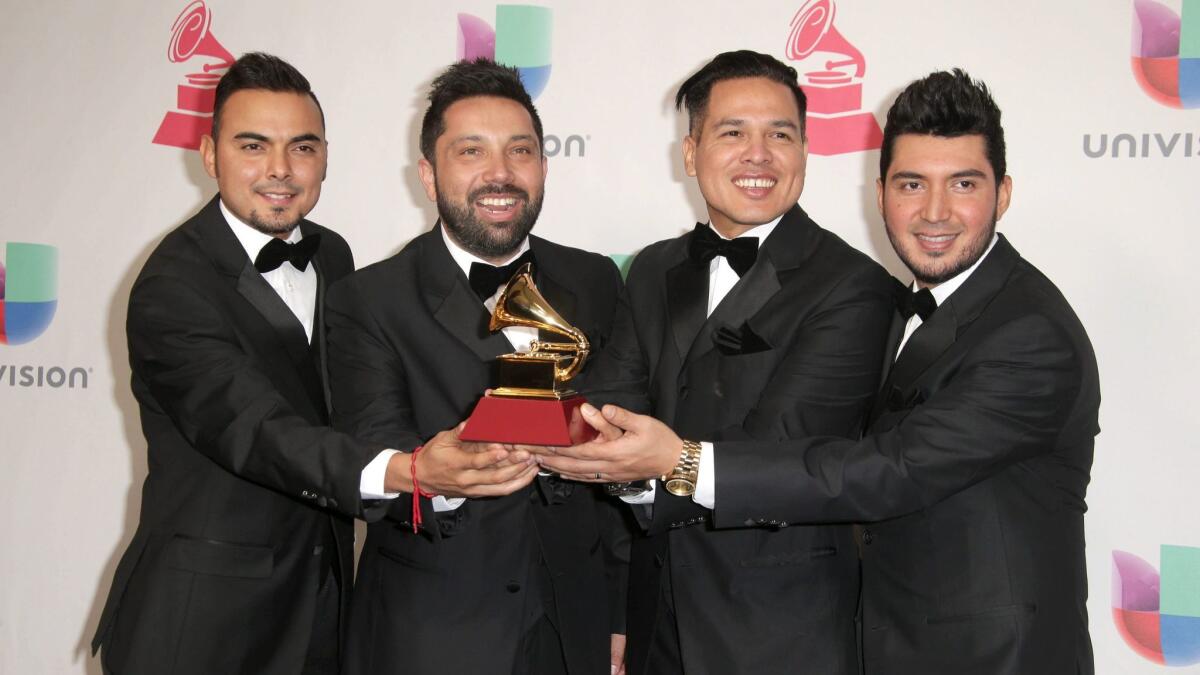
[664, 478, 696, 497]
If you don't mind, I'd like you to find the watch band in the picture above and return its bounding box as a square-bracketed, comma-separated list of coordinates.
[662, 439, 702, 497]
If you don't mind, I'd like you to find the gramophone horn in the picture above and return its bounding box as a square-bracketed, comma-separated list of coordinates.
[168, 0, 234, 68]
[786, 0, 865, 77]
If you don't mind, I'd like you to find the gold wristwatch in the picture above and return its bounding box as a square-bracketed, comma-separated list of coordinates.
[662, 440, 703, 496]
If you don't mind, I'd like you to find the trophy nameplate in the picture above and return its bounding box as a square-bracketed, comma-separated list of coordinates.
[460, 263, 598, 446]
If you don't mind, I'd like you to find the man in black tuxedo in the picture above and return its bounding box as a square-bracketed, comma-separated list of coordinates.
[324, 59, 626, 675]
[92, 53, 514, 674]
[535, 51, 894, 674]
[542, 70, 1100, 674]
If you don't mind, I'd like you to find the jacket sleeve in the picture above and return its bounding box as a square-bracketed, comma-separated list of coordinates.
[712, 312, 1088, 528]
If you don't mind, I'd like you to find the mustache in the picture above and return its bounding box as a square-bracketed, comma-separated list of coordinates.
[469, 184, 530, 202]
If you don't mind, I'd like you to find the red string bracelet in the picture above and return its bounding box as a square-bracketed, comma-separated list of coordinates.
[409, 445, 437, 533]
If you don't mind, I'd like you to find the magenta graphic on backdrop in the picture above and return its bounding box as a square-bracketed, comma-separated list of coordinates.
[457, 5, 552, 99]
[783, 0, 882, 156]
[152, 1, 235, 150]
[1113, 546, 1200, 666]
[1132, 0, 1200, 108]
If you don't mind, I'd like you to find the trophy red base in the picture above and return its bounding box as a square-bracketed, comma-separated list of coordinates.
[460, 394, 598, 446]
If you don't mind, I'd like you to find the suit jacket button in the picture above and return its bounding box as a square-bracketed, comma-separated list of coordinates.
[744, 518, 756, 527]
[862, 529, 874, 545]
[505, 581, 521, 593]
[317, 496, 328, 508]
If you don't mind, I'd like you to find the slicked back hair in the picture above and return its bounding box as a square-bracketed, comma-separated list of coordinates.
[212, 52, 324, 142]
[880, 69, 1006, 183]
[420, 58, 544, 164]
[675, 50, 807, 138]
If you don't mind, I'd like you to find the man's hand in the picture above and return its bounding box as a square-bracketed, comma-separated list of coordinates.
[384, 423, 539, 497]
[610, 633, 627, 675]
[532, 404, 681, 482]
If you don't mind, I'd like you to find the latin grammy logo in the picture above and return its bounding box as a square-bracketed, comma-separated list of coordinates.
[151, 0, 234, 150]
[785, 0, 883, 156]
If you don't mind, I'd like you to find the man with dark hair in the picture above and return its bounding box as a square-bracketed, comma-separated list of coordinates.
[90, 52, 506, 675]
[324, 58, 626, 675]
[534, 49, 894, 674]
[542, 68, 1099, 674]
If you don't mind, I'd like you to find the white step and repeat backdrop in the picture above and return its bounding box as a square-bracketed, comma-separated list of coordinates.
[2, 1, 1198, 672]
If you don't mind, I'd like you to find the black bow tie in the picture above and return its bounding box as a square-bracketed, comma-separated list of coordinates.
[254, 234, 321, 273]
[468, 250, 536, 302]
[895, 282, 937, 321]
[687, 224, 758, 277]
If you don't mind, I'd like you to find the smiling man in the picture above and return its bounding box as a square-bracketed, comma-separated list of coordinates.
[542, 69, 1100, 674]
[323, 59, 626, 675]
[91, 53, 431, 675]
[537, 51, 894, 674]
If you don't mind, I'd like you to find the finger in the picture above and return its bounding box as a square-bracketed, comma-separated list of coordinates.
[470, 464, 540, 496]
[535, 455, 609, 476]
[600, 404, 642, 432]
[463, 447, 510, 470]
[558, 471, 604, 483]
[581, 403, 623, 441]
[470, 456, 539, 485]
[514, 443, 556, 456]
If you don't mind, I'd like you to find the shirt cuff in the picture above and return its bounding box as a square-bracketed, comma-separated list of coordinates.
[692, 442, 715, 509]
[360, 449, 401, 500]
[432, 496, 467, 512]
[620, 479, 658, 504]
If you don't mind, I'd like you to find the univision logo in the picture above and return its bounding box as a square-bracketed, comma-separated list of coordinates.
[1132, 0, 1200, 108]
[458, 5, 552, 99]
[1113, 545, 1200, 666]
[456, 5, 586, 158]
[1, 242, 57, 345]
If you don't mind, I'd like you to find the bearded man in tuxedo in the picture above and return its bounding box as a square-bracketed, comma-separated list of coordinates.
[325, 59, 628, 675]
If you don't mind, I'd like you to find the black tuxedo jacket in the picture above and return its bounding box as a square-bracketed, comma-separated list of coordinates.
[585, 206, 894, 675]
[324, 226, 626, 675]
[92, 197, 384, 675]
[715, 236, 1100, 674]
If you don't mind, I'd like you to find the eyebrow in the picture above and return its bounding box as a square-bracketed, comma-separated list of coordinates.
[890, 169, 989, 181]
[230, 132, 323, 144]
[710, 118, 800, 130]
[447, 133, 538, 144]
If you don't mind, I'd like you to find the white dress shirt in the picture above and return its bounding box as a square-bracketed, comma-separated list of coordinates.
[621, 215, 782, 508]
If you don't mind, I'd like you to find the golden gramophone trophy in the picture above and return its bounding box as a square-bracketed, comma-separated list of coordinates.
[460, 263, 598, 446]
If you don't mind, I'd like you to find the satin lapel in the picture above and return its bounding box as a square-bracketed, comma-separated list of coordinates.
[311, 257, 332, 414]
[886, 303, 957, 390]
[865, 312, 907, 425]
[235, 263, 313, 369]
[421, 226, 513, 362]
[884, 235, 1021, 389]
[189, 197, 313, 371]
[684, 254, 780, 367]
[665, 256, 709, 364]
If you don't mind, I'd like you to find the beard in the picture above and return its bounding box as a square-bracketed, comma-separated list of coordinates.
[248, 208, 301, 236]
[438, 183, 543, 260]
[887, 211, 997, 287]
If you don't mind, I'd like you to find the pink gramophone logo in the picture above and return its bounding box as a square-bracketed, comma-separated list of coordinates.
[151, 1, 234, 150]
[785, 0, 883, 156]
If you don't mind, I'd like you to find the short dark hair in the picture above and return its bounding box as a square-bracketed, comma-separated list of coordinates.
[211, 52, 325, 142]
[420, 58, 544, 164]
[879, 69, 1006, 183]
[675, 50, 808, 138]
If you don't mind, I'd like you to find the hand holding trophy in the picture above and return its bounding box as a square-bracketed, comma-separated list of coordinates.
[460, 263, 599, 446]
